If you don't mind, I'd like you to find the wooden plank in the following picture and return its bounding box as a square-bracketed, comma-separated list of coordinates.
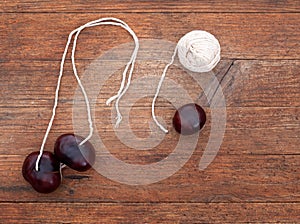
[0, 106, 299, 155]
[0, 202, 299, 223]
[0, 13, 300, 60]
[0, 154, 299, 202]
[1, 127, 299, 156]
[1, 60, 300, 107]
[1, 0, 300, 13]
[1, 105, 299, 132]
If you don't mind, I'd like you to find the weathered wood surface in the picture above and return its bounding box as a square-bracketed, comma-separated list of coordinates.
[1, 0, 300, 13]
[0, 154, 299, 203]
[0, 203, 299, 223]
[1, 13, 300, 60]
[0, 1, 299, 223]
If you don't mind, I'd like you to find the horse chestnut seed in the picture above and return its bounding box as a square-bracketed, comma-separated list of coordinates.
[22, 151, 62, 193]
[173, 103, 206, 135]
[54, 133, 95, 172]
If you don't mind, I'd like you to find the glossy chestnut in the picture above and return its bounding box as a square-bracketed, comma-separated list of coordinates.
[22, 151, 61, 193]
[173, 103, 206, 135]
[54, 133, 95, 172]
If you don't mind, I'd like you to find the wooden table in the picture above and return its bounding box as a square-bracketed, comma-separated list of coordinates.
[1, 1, 299, 223]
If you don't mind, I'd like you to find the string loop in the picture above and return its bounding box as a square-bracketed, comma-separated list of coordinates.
[35, 17, 139, 171]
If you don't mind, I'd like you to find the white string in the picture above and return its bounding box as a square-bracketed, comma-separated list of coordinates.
[35, 17, 139, 171]
[105, 24, 139, 127]
[151, 30, 220, 133]
[71, 18, 139, 139]
[151, 46, 178, 133]
[113, 44, 139, 127]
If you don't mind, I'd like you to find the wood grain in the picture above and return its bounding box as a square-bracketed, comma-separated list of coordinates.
[1, 0, 300, 13]
[1, 107, 299, 153]
[0, 154, 299, 202]
[0, 203, 299, 223]
[1, 1, 300, 222]
[0, 60, 299, 159]
[1, 60, 299, 107]
[0, 57, 299, 204]
[1, 13, 300, 60]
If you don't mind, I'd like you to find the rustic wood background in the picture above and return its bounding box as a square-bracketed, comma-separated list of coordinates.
[0, 0, 299, 223]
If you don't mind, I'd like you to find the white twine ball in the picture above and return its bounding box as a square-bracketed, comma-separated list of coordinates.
[177, 30, 221, 73]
